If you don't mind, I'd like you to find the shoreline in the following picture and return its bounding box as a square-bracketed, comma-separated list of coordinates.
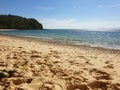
[0, 34, 120, 89]
[0, 33, 120, 54]
[0, 30, 120, 51]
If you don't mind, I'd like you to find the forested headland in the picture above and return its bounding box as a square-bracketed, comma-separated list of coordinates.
[0, 15, 43, 30]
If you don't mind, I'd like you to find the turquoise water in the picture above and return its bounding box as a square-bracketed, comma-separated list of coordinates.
[0, 29, 120, 49]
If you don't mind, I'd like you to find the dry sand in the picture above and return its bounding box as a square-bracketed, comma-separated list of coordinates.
[0, 35, 120, 90]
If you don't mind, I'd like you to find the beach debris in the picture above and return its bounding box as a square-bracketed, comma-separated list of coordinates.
[0, 70, 18, 78]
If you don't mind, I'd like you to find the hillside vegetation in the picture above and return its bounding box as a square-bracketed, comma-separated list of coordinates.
[0, 15, 43, 30]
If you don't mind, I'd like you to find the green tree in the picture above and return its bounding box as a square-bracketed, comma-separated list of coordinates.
[0, 14, 43, 30]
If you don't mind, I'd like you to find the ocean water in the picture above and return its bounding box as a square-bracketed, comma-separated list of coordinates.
[0, 29, 120, 49]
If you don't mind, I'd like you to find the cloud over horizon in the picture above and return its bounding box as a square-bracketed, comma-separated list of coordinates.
[39, 18, 120, 30]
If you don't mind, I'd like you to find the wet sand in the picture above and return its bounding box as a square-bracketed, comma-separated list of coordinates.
[0, 35, 120, 90]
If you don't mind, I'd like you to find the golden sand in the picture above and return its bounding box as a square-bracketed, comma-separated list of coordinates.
[0, 35, 120, 90]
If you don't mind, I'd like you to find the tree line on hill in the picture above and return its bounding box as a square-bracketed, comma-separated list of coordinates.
[0, 14, 43, 30]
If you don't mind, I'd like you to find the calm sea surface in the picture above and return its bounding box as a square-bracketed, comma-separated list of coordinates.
[0, 29, 120, 49]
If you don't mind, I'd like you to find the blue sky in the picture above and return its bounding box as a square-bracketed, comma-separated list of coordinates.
[0, 0, 120, 30]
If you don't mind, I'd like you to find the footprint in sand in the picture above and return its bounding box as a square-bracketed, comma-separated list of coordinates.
[90, 68, 112, 80]
[66, 80, 120, 90]
[40, 82, 63, 90]
[88, 81, 120, 90]
[54, 83, 63, 90]
[66, 83, 89, 90]
[104, 64, 114, 69]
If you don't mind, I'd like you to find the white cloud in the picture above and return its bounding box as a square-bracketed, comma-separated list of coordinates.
[38, 18, 120, 30]
[36, 6, 55, 10]
[98, 5, 103, 8]
[98, 3, 120, 8]
[110, 3, 120, 8]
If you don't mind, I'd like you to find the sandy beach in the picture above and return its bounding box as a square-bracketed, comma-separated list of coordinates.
[0, 35, 120, 90]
